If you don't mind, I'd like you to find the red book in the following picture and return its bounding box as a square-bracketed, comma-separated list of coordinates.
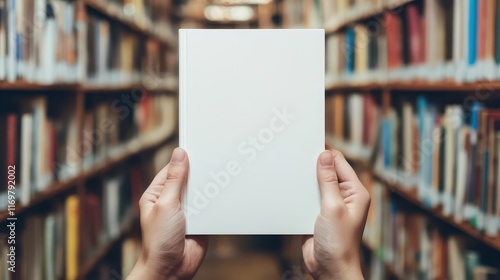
[385, 13, 403, 69]
[406, 4, 422, 65]
[362, 94, 376, 146]
[6, 113, 17, 167]
[420, 9, 426, 63]
[138, 92, 152, 133]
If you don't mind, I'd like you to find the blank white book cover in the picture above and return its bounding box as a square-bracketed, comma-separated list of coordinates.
[179, 29, 324, 234]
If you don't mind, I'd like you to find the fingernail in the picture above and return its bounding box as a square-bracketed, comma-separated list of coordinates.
[319, 151, 334, 167]
[171, 148, 185, 163]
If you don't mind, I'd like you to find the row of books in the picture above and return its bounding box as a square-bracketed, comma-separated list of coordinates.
[83, 168, 137, 262]
[380, 97, 500, 237]
[85, 141, 177, 279]
[81, 91, 176, 169]
[0, 0, 83, 83]
[0, 91, 176, 212]
[0, 95, 79, 210]
[325, 0, 500, 85]
[90, 0, 175, 42]
[283, 0, 321, 28]
[0, 0, 176, 85]
[282, 0, 410, 29]
[327, 92, 500, 237]
[363, 176, 499, 280]
[322, 0, 386, 30]
[325, 93, 379, 159]
[0, 142, 176, 280]
[0, 195, 78, 280]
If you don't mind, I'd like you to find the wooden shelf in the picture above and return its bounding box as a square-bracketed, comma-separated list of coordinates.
[0, 133, 177, 221]
[0, 82, 80, 91]
[324, 0, 414, 35]
[0, 81, 178, 93]
[83, 0, 175, 48]
[78, 217, 139, 279]
[326, 80, 500, 92]
[84, 83, 178, 94]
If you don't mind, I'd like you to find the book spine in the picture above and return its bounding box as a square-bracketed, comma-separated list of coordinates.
[179, 29, 187, 150]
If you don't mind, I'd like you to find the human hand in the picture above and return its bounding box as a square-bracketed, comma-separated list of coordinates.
[302, 150, 370, 280]
[128, 148, 208, 280]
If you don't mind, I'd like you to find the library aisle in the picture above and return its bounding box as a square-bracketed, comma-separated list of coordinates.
[0, 0, 499, 279]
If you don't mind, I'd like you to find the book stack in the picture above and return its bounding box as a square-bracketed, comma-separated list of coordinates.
[325, 0, 500, 86]
[363, 174, 499, 280]
[0, 95, 79, 211]
[82, 92, 177, 169]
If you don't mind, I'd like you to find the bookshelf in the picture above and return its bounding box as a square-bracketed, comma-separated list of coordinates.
[319, 0, 500, 277]
[0, 0, 180, 279]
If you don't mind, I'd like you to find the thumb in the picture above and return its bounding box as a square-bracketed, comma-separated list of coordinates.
[317, 151, 346, 218]
[157, 148, 189, 208]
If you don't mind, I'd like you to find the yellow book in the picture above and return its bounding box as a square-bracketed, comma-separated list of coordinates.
[66, 195, 79, 280]
[354, 24, 368, 74]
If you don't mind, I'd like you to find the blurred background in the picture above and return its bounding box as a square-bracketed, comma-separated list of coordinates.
[1, 0, 500, 279]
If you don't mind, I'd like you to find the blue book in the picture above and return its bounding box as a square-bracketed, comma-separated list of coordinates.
[468, 0, 478, 66]
[465, 103, 481, 220]
[382, 118, 391, 168]
[345, 27, 355, 74]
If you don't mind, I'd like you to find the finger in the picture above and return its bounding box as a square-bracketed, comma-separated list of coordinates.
[330, 149, 361, 183]
[139, 164, 170, 217]
[158, 147, 189, 205]
[317, 151, 346, 215]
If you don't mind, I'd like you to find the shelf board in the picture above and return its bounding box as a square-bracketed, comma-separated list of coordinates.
[83, 0, 175, 48]
[324, 0, 414, 35]
[326, 80, 500, 92]
[78, 217, 139, 279]
[0, 81, 178, 93]
[0, 133, 177, 221]
[0, 82, 79, 91]
[84, 83, 178, 94]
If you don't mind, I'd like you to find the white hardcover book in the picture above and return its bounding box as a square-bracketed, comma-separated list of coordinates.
[180, 29, 324, 234]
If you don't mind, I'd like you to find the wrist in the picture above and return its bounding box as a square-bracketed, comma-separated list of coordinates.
[127, 252, 177, 280]
[317, 256, 363, 280]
